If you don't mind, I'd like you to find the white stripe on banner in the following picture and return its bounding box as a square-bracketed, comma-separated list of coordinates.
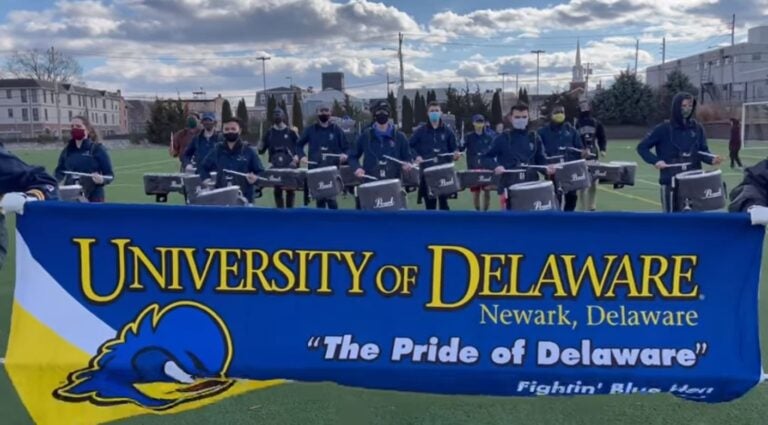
[14, 231, 115, 355]
[0, 357, 5, 365]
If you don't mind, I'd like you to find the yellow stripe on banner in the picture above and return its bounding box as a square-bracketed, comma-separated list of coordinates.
[597, 186, 661, 207]
[5, 301, 285, 425]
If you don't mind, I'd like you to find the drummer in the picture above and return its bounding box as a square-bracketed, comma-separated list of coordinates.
[576, 100, 607, 212]
[637, 92, 722, 212]
[54, 115, 114, 202]
[297, 103, 349, 210]
[259, 107, 299, 208]
[348, 101, 412, 209]
[198, 118, 264, 204]
[409, 101, 460, 211]
[461, 114, 496, 211]
[537, 105, 585, 212]
[486, 104, 553, 210]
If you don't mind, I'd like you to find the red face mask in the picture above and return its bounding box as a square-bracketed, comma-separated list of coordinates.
[71, 128, 86, 141]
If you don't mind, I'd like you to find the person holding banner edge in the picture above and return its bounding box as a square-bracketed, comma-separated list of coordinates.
[0, 145, 59, 270]
[636, 92, 722, 212]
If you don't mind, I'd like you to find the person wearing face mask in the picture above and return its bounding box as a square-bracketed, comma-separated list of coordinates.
[348, 101, 412, 209]
[259, 108, 299, 208]
[297, 104, 349, 210]
[409, 101, 460, 211]
[199, 118, 264, 204]
[486, 104, 552, 210]
[576, 100, 607, 212]
[537, 105, 584, 212]
[170, 112, 201, 170]
[183, 112, 219, 173]
[54, 116, 114, 202]
[461, 114, 497, 211]
[637, 92, 722, 212]
[0, 145, 59, 270]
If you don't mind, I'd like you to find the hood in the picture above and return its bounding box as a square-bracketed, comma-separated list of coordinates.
[671, 92, 696, 127]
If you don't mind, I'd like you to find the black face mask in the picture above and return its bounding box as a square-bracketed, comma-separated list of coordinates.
[223, 132, 239, 142]
[273, 118, 283, 125]
[318, 114, 330, 123]
[203, 123, 215, 131]
[375, 114, 389, 125]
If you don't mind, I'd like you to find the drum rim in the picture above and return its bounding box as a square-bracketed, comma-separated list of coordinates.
[460, 169, 495, 174]
[359, 179, 402, 188]
[424, 163, 456, 171]
[557, 159, 587, 167]
[266, 168, 299, 173]
[590, 162, 623, 169]
[675, 169, 723, 179]
[509, 180, 553, 190]
[143, 173, 189, 177]
[199, 186, 242, 194]
[308, 166, 339, 173]
[609, 161, 638, 166]
[59, 184, 83, 189]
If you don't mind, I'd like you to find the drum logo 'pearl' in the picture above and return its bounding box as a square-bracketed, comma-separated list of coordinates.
[703, 188, 722, 199]
[318, 181, 333, 190]
[439, 178, 455, 187]
[375, 197, 396, 208]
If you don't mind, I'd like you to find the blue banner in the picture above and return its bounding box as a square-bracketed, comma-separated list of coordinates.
[6, 203, 765, 423]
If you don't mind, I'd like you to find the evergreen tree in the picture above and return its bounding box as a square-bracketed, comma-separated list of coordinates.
[236, 98, 249, 134]
[518, 87, 530, 105]
[654, 69, 699, 123]
[221, 99, 234, 124]
[491, 90, 503, 126]
[401, 95, 414, 134]
[387, 90, 398, 124]
[414, 91, 428, 125]
[146, 99, 185, 145]
[266, 95, 277, 123]
[593, 71, 655, 125]
[292, 92, 304, 132]
[332, 99, 345, 117]
[427, 90, 437, 103]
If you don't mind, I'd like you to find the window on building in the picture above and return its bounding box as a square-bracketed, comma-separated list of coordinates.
[67, 94, 72, 106]
[32, 108, 39, 121]
[68, 110, 73, 121]
[43, 91, 48, 103]
[103, 113, 107, 124]
[20, 90, 27, 103]
[30, 89, 38, 103]
[259, 94, 266, 105]
[78, 96, 81, 107]
[7, 108, 13, 119]
[5, 89, 11, 99]
[22, 109, 29, 121]
[103, 99, 106, 109]
[44, 109, 49, 121]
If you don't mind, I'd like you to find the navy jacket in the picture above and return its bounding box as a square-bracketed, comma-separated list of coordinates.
[637, 92, 715, 185]
[199, 140, 265, 202]
[183, 131, 220, 166]
[537, 122, 583, 162]
[409, 122, 458, 169]
[729, 159, 768, 212]
[1, 146, 58, 200]
[297, 123, 349, 169]
[259, 126, 299, 165]
[575, 113, 607, 152]
[348, 124, 411, 179]
[462, 131, 497, 170]
[54, 139, 114, 201]
[485, 129, 546, 194]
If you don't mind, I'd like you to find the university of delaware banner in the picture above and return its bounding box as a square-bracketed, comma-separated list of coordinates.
[6, 203, 765, 424]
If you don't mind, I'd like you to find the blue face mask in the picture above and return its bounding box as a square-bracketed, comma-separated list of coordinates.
[428, 111, 441, 122]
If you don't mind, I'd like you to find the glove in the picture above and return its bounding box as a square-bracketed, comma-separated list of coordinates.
[185, 164, 196, 173]
[748, 205, 768, 226]
[0, 192, 35, 215]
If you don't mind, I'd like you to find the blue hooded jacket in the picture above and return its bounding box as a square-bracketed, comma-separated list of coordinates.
[348, 124, 411, 179]
[637, 92, 715, 185]
[409, 122, 458, 169]
[199, 140, 264, 202]
[54, 138, 114, 201]
[537, 121, 583, 162]
[485, 129, 547, 194]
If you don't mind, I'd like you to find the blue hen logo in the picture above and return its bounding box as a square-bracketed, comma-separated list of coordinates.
[53, 301, 235, 410]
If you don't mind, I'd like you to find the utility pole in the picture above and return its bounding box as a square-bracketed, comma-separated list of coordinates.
[584, 63, 593, 97]
[661, 37, 666, 64]
[398, 32, 405, 125]
[256, 56, 271, 106]
[50, 46, 62, 142]
[634, 39, 639, 75]
[515, 73, 519, 94]
[498, 71, 509, 113]
[531, 50, 544, 117]
[731, 14, 736, 46]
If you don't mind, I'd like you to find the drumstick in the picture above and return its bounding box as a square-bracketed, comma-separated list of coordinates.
[363, 175, 378, 181]
[567, 147, 585, 153]
[522, 165, 551, 170]
[664, 162, 692, 168]
[322, 153, 344, 158]
[698, 151, 718, 158]
[223, 169, 267, 181]
[438, 152, 460, 157]
[63, 171, 114, 181]
[383, 155, 420, 170]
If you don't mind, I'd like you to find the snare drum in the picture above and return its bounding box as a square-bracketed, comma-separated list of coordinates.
[507, 181, 558, 212]
[423, 163, 460, 196]
[458, 170, 498, 191]
[270, 151, 294, 168]
[588, 162, 622, 184]
[182, 175, 202, 203]
[306, 166, 343, 200]
[673, 169, 726, 212]
[340, 165, 364, 187]
[554, 159, 591, 192]
[259, 168, 302, 190]
[59, 184, 87, 202]
[499, 169, 536, 192]
[610, 161, 637, 187]
[191, 186, 247, 206]
[401, 166, 421, 192]
[143, 173, 187, 195]
[357, 179, 406, 211]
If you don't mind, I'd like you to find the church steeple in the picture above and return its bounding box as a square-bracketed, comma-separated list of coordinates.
[572, 38, 584, 83]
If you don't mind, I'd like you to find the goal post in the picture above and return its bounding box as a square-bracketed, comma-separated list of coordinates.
[742, 101, 768, 149]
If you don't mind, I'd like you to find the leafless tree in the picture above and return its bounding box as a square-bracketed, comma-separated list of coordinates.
[5, 47, 83, 83]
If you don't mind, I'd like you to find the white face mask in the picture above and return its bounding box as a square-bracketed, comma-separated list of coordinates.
[512, 117, 529, 130]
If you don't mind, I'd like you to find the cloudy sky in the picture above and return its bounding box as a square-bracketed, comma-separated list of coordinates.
[0, 0, 766, 105]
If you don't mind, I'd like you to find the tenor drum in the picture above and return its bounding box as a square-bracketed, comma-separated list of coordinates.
[401, 166, 421, 192]
[59, 184, 87, 202]
[587, 162, 622, 184]
[143, 173, 187, 195]
[423, 162, 460, 196]
[611, 161, 637, 187]
[306, 166, 343, 200]
[259, 169, 303, 190]
[458, 170, 498, 191]
[554, 159, 591, 192]
[507, 181, 558, 212]
[271, 151, 294, 168]
[673, 169, 725, 212]
[357, 179, 406, 211]
[340, 165, 364, 187]
[191, 186, 247, 206]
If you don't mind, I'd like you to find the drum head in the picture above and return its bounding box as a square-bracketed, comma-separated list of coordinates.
[308, 166, 338, 174]
[510, 180, 553, 191]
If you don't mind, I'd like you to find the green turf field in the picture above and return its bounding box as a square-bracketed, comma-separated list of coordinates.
[1, 140, 767, 424]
